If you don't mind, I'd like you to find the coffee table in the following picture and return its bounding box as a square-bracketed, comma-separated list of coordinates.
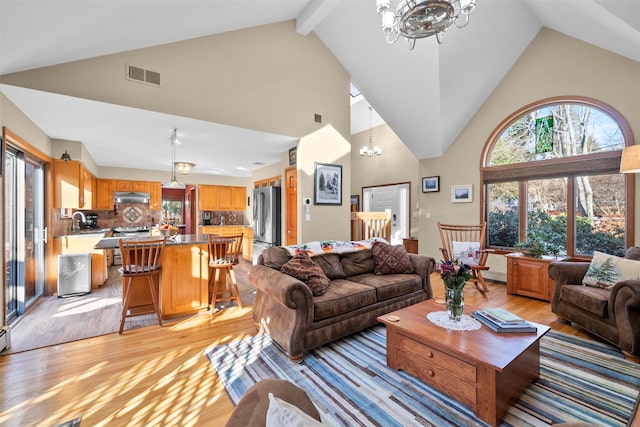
[378, 300, 550, 426]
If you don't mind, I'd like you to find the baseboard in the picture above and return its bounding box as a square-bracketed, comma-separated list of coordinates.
[484, 271, 506, 284]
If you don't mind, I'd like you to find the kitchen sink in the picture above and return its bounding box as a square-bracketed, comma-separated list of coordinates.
[72, 228, 112, 235]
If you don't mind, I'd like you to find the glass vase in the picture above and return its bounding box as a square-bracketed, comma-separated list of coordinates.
[445, 288, 464, 321]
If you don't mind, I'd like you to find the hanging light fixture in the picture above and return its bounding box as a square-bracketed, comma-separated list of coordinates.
[162, 128, 187, 189]
[360, 106, 382, 157]
[60, 150, 72, 162]
[174, 161, 195, 175]
[376, 0, 476, 49]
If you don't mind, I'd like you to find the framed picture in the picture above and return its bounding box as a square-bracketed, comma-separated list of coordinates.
[288, 146, 297, 166]
[451, 185, 472, 203]
[314, 162, 342, 205]
[422, 176, 440, 193]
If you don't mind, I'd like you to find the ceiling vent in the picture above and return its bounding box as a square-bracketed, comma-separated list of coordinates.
[314, 113, 322, 124]
[126, 64, 161, 86]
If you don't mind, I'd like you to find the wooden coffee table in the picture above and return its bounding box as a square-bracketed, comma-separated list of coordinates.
[378, 300, 550, 426]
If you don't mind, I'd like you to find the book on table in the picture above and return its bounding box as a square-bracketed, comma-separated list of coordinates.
[481, 307, 527, 324]
[471, 310, 537, 333]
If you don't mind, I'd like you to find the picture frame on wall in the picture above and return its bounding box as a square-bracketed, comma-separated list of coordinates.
[288, 146, 297, 166]
[451, 184, 472, 203]
[422, 176, 440, 193]
[314, 162, 342, 205]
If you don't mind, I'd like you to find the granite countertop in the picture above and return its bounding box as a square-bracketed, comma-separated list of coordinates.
[55, 228, 113, 238]
[94, 233, 216, 250]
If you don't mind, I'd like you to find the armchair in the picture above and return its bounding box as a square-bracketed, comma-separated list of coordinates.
[548, 247, 640, 356]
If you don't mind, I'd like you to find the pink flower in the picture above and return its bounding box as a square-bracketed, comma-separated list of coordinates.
[453, 265, 460, 272]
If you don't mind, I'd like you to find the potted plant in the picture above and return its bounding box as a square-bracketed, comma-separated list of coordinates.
[514, 230, 560, 258]
[440, 259, 472, 321]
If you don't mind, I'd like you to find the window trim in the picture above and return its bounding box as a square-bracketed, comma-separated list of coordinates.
[480, 96, 635, 254]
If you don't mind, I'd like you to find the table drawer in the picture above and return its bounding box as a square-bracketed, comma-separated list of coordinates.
[397, 334, 476, 383]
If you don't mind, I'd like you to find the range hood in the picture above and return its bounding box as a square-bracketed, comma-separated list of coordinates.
[114, 191, 150, 204]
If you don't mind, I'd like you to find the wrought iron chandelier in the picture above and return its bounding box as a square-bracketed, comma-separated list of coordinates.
[376, 0, 476, 49]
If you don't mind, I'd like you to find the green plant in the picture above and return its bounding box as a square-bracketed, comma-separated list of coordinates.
[515, 229, 560, 258]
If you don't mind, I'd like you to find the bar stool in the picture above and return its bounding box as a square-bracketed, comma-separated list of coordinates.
[118, 237, 166, 334]
[208, 234, 243, 313]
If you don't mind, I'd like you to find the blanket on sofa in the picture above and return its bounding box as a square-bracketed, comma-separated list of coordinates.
[283, 238, 388, 257]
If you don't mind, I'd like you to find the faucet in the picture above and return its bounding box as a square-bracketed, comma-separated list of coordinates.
[71, 211, 86, 232]
[220, 215, 225, 225]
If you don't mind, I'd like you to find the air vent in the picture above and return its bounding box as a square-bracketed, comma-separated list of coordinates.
[127, 64, 161, 86]
[314, 113, 322, 123]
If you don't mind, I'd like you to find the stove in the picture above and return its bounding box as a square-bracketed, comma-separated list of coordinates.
[113, 226, 150, 233]
[112, 226, 151, 266]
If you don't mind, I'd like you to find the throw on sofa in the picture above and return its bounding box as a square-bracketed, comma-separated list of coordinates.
[249, 241, 435, 362]
[548, 247, 640, 355]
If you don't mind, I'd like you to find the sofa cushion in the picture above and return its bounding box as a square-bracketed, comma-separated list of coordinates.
[372, 242, 414, 275]
[312, 253, 347, 280]
[280, 252, 330, 296]
[340, 250, 375, 276]
[348, 273, 422, 301]
[560, 284, 610, 317]
[312, 279, 377, 321]
[262, 247, 292, 270]
[582, 251, 640, 289]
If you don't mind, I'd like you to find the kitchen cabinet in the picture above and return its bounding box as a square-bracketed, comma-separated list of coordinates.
[161, 243, 209, 316]
[243, 226, 253, 261]
[201, 225, 244, 236]
[505, 254, 557, 301]
[199, 185, 246, 211]
[96, 179, 115, 210]
[149, 181, 162, 210]
[254, 175, 281, 189]
[52, 159, 93, 209]
[54, 234, 109, 288]
[116, 179, 150, 192]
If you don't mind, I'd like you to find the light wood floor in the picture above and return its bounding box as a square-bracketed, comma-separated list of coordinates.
[0, 274, 636, 426]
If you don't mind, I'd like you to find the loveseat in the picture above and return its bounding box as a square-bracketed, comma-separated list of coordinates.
[249, 241, 435, 362]
[548, 247, 640, 356]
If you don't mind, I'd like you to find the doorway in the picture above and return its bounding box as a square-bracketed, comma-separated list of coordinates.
[5, 144, 46, 324]
[362, 183, 410, 245]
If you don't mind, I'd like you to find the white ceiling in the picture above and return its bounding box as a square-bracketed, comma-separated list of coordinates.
[1, 0, 638, 176]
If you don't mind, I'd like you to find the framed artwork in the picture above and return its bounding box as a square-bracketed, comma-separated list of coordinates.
[314, 162, 342, 205]
[451, 185, 472, 203]
[350, 194, 360, 211]
[422, 176, 440, 193]
[288, 146, 297, 166]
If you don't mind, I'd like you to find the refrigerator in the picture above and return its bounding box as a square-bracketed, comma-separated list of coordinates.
[252, 186, 281, 264]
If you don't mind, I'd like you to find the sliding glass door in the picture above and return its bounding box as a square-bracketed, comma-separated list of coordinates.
[5, 145, 46, 323]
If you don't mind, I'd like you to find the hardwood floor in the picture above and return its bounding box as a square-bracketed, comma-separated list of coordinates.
[0, 274, 635, 426]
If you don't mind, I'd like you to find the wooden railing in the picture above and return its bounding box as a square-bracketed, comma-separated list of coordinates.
[350, 209, 392, 241]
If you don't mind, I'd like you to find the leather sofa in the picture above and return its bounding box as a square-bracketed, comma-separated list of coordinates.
[548, 247, 640, 356]
[249, 245, 434, 362]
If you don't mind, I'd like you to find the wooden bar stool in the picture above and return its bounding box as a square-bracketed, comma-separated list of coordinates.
[208, 234, 243, 313]
[118, 237, 166, 334]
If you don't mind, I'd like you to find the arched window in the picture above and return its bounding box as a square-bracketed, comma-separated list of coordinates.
[481, 96, 634, 258]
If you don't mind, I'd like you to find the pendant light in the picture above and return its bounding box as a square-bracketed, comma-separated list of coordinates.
[162, 128, 186, 189]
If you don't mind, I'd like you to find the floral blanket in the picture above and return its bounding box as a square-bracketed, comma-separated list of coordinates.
[284, 238, 388, 257]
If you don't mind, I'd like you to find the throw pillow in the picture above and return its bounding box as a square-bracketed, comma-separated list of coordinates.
[452, 241, 481, 266]
[266, 393, 324, 427]
[372, 242, 414, 275]
[280, 251, 330, 296]
[582, 251, 640, 289]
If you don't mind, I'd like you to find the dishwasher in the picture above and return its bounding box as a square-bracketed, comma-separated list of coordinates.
[57, 253, 92, 297]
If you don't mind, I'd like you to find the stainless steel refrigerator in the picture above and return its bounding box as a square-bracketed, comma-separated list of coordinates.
[252, 186, 281, 264]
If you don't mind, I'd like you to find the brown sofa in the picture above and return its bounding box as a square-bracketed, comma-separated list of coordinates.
[548, 247, 640, 356]
[249, 245, 435, 362]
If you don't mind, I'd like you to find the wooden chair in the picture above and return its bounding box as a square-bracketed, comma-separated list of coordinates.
[350, 209, 392, 241]
[118, 237, 166, 334]
[208, 234, 243, 312]
[437, 222, 492, 294]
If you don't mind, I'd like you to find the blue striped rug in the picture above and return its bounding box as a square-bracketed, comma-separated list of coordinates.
[206, 326, 640, 426]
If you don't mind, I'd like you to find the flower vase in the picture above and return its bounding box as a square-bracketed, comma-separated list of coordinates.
[445, 288, 464, 321]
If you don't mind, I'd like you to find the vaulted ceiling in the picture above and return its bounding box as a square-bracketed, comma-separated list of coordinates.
[1, 0, 638, 176]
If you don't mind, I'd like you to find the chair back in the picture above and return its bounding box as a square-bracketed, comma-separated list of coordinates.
[118, 237, 166, 275]
[350, 209, 392, 241]
[437, 222, 486, 263]
[208, 234, 243, 266]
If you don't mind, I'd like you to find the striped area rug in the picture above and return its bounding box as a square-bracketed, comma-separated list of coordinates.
[206, 326, 640, 426]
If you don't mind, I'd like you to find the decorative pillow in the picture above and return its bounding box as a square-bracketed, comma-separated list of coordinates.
[582, 251, 640, 289]
[262, 246, 292, 270]
[452, 241, 481, 266]
[280, 251, 330, 296]
[372, 242, 414, 275]
[266, 393, 324, 427]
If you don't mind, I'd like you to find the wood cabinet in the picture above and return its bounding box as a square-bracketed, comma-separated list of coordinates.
[243, 227, 253, 261]
[199, 185, 246, 211]
[403, 238, 418, 254]
[53, 159, 94, 209]
[254, 175, 281, 188]
[506, 254, 557, 301]
[161, 243, 210, 316]
[54, 234, 108, 288]
[96, 179, 161, 210]
[96, 179, 115, 210]
[149, 181, 162, 210]
[201, 225, 244, 236]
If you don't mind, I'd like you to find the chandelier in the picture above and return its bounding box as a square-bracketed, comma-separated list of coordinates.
[375, 0, 476, 49]
[360, 106, 382, 157]
[162, 128, 189, 189]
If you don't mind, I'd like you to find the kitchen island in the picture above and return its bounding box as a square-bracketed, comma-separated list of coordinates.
[96, 233, 220, 319]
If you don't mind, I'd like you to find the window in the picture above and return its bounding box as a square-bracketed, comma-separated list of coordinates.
[481, 97, 633, 257]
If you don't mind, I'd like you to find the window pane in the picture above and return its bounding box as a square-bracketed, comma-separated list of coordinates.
[526, 178, 567, 255]
[487, 182, 519, 247]
[574, 174, 625, 257]
[490, 104, 624, 166]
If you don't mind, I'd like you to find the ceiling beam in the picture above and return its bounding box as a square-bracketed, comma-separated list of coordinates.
[296, 0, 342, 36]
